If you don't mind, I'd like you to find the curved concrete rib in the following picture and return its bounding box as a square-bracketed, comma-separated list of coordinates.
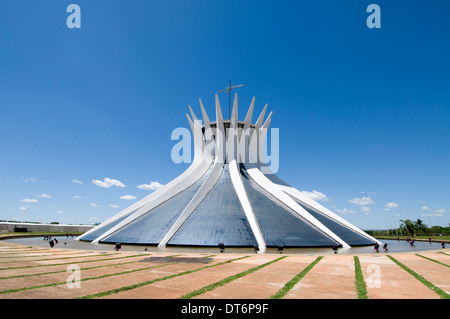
[280, 184, 381, 245]
[81, 104, 210, 242]
[90, 108, 212, 243]
[91, 160, 212, 243]
[228, 159, 266, 253]
[160, 93, 232, 247]
[256, 163, 381, 245]
[244, 164, 351, 248]
[77, 158, 207, 242]
[158, 158, 224, 247]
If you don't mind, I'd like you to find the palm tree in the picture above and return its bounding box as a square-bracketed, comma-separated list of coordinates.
[400, 219, 415, 236]
[414, 219, 428, 235]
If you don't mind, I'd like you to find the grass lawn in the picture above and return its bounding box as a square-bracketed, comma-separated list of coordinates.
[375, 235, 450, 242]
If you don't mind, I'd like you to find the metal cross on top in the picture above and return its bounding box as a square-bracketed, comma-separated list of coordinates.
[217, 80, 244, 119]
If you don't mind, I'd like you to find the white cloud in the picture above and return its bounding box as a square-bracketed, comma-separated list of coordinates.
[19, 206, 30, 211]
[72, 179, 83, 184]
[92, 178, 126, 188]
[361, 191, 377, 195]
[73, 195, 82, 199]
[421, 208, 446, 217]
[24, 177, 37, 183]
[335, 208, 356, 215]
[90, 203, 100, 207]
[137, 181, 164, 191]
[361, 206, 371, 212]
[20, 198, 39, 203]
[57, 210, 63, 214]
[89, 215, 102, 222]
[120, 195, 137, 200]
[36, 194, 52, 199]
[349, 196, 374, 206]
[110, 204, 119, 208]
[383, 202, 398, 210]
[301, 190, 330, 202]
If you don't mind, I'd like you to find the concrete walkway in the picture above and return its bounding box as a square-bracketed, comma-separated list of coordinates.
[0, 240, 449, 299]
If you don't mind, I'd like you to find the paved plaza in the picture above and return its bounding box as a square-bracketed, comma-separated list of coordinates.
[0, 239, 448, 300]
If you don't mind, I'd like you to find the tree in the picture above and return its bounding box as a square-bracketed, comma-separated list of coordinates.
[400, 219, 415, 236]
[413, 219, 428, 235]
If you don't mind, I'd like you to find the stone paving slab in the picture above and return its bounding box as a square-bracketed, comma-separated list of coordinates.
[0, 262, 207, 299]
[0, 245, 49, 252]
[140, 256, 214, 264]
[0, 249, 53, 255]
[392, 253, 450, 295]
[0, 254, 149, 278]
[282, 255, 357, 299]
[195, 255, 319, 299]
[0, 252, 115, 269]
[0, 250, 97, 261]
[100, 255, 264, 299]
[0, 260, 160, 291]
[0, 252, 121, 269]
[358, 255, 439, 299]
[0, 251, 78, 258]
[419, 252, 450, 264]
[0, 240, 449, 300]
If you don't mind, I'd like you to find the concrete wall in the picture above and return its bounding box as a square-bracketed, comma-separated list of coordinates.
[0, 222, 93, 234]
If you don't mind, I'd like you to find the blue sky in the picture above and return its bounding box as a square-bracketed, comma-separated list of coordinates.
[0, 1, 449, 229]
